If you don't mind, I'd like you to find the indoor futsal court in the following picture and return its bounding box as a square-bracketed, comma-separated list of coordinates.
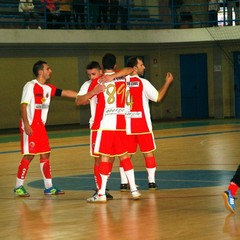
[1, 119, 240, 240]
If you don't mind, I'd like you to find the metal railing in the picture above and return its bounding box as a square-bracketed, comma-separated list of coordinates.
[0, 1, 239, 30]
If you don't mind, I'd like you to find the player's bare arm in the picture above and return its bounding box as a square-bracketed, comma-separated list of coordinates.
[75, 84, 105, 106]
[61, 90, 78, 98]
[157, 72, 174, 102]
[20, 103, 32, 136]
[98, 67, 133, 83]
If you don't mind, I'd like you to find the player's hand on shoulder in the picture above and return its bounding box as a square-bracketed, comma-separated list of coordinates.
[94, 83, 106, 95]
[98, 75, 114, 84]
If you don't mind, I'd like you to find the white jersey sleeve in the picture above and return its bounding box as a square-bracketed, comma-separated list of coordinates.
[77, 80, 97, 128]
[77, 80, 91, 96]
[141, 78, 159, 103]
[21, 80, 35, 104]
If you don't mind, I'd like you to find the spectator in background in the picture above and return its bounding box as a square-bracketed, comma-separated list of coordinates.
[89, 0, 100, 29]
[168, 0, 184, 28]
[19, 0, 41, 29]
[208, 0, 220, 27]
[109, 0, 119, 29]
[119, 0, 131, 30]
[58, 0, 73, 28]
[227, 0, 240, 26]
[179, 1, 192, 29]
[96, 0, 108, 29]
[40, 0, 59, 29]
[72, 0, 85, 29]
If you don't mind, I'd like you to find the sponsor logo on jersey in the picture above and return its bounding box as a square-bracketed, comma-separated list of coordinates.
[35, 104, 49, 109]
[127, 82, 139, 87]
[125, 111, 142, 118]
[105, 108, 125, 116]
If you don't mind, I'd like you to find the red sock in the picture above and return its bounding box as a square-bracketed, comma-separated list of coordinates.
[229, 182, 239, 197]
[99, 161, 113, 175]
[40, 159, 51, 179]
[121, 158, 133, 171]
[120, 160, 124, 168]
[17, 158, 30, 180]
[145, 156, 157, 168]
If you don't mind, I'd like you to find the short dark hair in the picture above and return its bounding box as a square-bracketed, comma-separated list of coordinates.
[86, 61, 101, 70]
[127, 56, 143, 68]
[33, 60, 47, 77]
[102, 53, 116, 70]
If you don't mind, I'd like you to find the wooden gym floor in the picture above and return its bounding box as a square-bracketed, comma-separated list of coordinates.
[0, 119, 240, 240]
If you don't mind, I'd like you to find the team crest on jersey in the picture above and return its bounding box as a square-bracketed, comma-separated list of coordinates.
[42, 93, 49, 103]
[127, 82, 139, 87]
[29, 141, 35, 150]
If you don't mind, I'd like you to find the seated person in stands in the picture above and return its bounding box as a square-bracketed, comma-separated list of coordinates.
[109, 0, 118, 29]
[57, 0, 73, 29]
[72, 0, 85, 29]
[119, 0, 132, 30]
[168, 0, 184, 28]
[18, 0, 41, 29]
[40, 0, 59, 29]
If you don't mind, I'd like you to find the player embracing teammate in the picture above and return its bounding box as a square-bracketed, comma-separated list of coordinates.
[125, 56, 173, 190]
[87, 53, 140, 202]
[86, 53, 173, 203]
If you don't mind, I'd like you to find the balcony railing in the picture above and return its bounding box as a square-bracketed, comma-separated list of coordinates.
[0, 1, 238, 30]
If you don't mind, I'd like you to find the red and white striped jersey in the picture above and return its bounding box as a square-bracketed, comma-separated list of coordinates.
[20, 79, 57, 126]
[88, 73, 126, 131]
[125, 75, 159, 134]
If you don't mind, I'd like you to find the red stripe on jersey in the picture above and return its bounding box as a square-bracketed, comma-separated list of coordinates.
[128, 76, 149, 133]
[115, 81, 126, 130]
[33, 83, 44, 123]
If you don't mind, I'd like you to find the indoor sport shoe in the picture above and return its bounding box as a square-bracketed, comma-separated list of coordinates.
[14, 185, 30, 197]
[223, 190, 235, 213]
[86, 194, 107, 203]
[120, 183, 130, 192]
[131, 190, 141, 199]
[148, 182, 158, 190]
[105, 189, 113, 200]
[44, 186, 65, 195]
[92, 189, 113, 200]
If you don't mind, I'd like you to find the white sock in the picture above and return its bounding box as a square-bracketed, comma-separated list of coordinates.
[15, 178, 24, 188]
[43, 179, 53, 189]
[119, 167, 128, 184]
[40, 161, 53, 189]
[147, 167, 156, 183]
[99, 174, 109, 195]
[124, 169, 137, 192]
